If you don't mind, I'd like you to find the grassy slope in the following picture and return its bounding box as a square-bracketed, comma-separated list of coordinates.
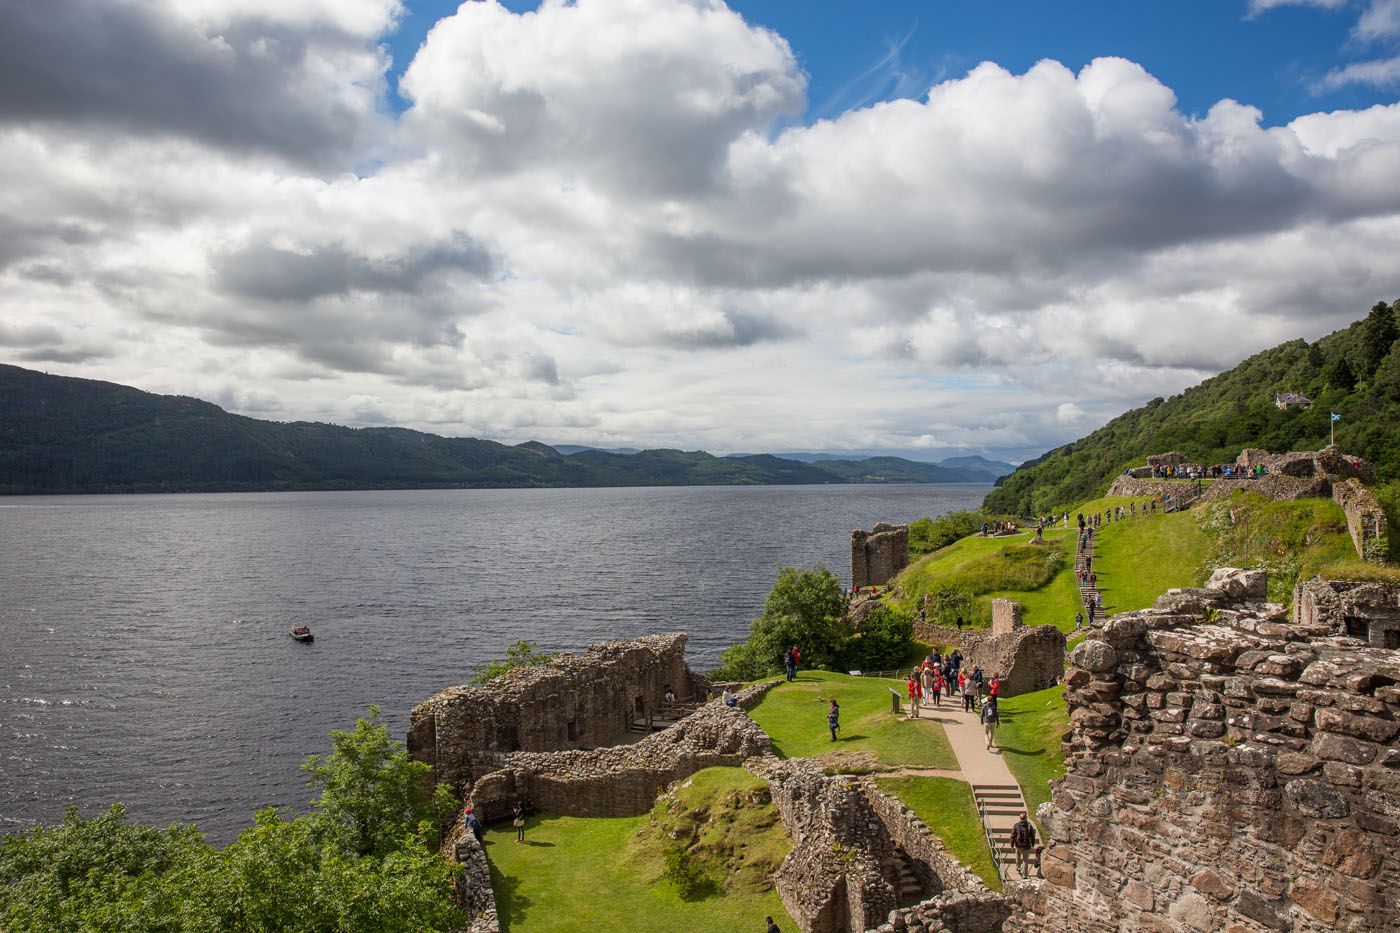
[889, 530, 1077, 632]
[1076, 497, 1211, 615]
[486, 768, 794, 933]
[992, 686, 1069, 825]
[984, 311, 1400, 515]
[875, 776, 1001, 891]
[748, 671, 957, 770]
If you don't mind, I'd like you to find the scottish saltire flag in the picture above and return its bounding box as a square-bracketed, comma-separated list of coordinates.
[1331, 412, 1341, 422]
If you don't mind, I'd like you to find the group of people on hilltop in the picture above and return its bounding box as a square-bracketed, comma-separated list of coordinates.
[980, 519, 1018, 536]
[1139, 462, 1269, 480]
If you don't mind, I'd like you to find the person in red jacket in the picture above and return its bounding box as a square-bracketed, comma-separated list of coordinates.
[989, 673, 1002, 699]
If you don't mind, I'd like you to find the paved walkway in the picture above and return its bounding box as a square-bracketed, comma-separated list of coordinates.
[915, 695, 1033, 878]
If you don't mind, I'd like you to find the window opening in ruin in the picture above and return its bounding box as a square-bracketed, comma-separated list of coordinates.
[567, 719, 578, 741]
[1345, 617, 1370, 640]
[1385, 630, 1400, 650]
[634, 696, 644, 714]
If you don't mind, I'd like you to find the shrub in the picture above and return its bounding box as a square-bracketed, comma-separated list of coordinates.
[841, 605, 913, 671]
[712, 566, 846, 680]
[470, 640, 554, 685]
[908, 510, 988, 556]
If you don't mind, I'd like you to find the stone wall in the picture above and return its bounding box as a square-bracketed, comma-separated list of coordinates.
[957, 608, 1065, 697]
[853, 523, 909, 591]
[1295, 577, 1400, 649]
[1008, 568, 1400, 933]
[1332, 478, 1391, 563]
[465, 683, 776, 822]
[451, 831, 499, 933]
[408, 633, 707, 794]
[752, 758, 1004, 933]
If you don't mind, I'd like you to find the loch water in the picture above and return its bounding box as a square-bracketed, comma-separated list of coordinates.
[0, 483, 989, 842]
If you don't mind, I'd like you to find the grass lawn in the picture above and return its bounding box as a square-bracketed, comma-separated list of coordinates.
[875, 776, 1000, 891]
[749, 670, 957, 771]
[889, 528, 1072, 629]
[1087, 504, 1210, 615]
[485, 768, 794, 933]
[993, 686, 1068, 825]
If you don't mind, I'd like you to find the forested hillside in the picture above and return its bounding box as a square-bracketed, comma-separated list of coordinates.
[0, 365, 988, 493]
[985, 303, 1400, 515]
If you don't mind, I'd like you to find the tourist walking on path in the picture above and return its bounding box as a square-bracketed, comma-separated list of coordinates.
[989, 673, 1002, 702]
[907, 673, 922, 718]
[981, 698, 999, 749]
[828, 698, 840, 741]
[961, 672, 975, 711]
[1011, 812, 1038, 877]
[931, 670, 943, 707]
[1074, 611, 1083, 632]
[512, 802, 526, 843]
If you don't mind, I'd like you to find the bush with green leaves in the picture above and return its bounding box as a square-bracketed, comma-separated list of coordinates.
[0, 708, 464, 933]
[908, 510, 988, 556]
[470, 639, 555, 685]
[713, 565, 913, 679]
[840, 604, 913, 671]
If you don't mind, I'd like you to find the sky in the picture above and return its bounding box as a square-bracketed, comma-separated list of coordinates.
[3, 1, 1400, 462]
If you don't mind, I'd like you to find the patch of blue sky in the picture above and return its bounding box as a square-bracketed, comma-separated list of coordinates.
[381, 1, 1395, 126]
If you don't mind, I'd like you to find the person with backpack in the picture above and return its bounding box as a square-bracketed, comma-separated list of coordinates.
[1010, 811, 1038, 877]
[981, 697, 999, 749]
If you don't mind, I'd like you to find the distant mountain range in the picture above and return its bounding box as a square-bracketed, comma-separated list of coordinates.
[0, 364, 1008, 494]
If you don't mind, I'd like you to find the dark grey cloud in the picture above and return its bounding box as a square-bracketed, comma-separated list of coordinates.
[0, 322, 112, 364]
[0, 0, 385, 167]
[212, 236, 494, 303]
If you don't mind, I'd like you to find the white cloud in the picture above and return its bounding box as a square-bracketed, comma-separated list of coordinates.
[1314, 55, 1400, 91]
[3, 0, 1400, 459]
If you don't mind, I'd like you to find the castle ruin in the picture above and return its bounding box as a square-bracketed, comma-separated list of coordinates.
[852, 522, 909, 590]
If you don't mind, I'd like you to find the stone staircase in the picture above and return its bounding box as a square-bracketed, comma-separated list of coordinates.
[890, 847, 926, 905]
[973, 783, 1038, 882]
[1076, 527, 1100, 619]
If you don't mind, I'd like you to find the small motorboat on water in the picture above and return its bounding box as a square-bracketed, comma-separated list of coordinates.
[289, 626, 314, 643]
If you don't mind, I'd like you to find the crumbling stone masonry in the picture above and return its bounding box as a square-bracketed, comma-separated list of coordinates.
[1332, 478, 1391, 564]
[1006, 568, 1400, 932]
[1295, 577, 1400, 649]
[955, 601, 1065, 697]
[751, 757, 1002, 933]
[408, 633, 708, 795]
[465, 684, 776, 822]
[853, 523, 909, 591]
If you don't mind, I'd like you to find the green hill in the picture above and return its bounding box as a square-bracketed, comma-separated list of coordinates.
[985, 303, 1400, 515]
[0, 364, 988, 494]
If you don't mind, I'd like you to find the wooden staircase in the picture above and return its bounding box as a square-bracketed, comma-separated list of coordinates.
[627, 700, 703, 734]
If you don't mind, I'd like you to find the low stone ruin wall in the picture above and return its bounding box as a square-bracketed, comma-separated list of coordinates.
[451, 832, 499, 933]
[1333, 477, 1391, 563]
[465, 683, 776, 822]
[408, 633, 708, 794]
[753, 757, 1006, 933]
[1007, 568, 1400, 932]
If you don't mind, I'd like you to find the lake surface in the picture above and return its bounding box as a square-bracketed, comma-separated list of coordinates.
[0, 483, 989, 842]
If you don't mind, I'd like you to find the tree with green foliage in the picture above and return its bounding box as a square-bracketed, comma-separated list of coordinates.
[301, 705, 457, 857]
[908, 510, 988, 556]
[1360, 300, 1397, 379]
[470, 639, 555, 684]
[716, 566, 849, 679]
[0, 710, 465, 933]
[1324, 354, 1356, 391]
[841, 604, 914, 671]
